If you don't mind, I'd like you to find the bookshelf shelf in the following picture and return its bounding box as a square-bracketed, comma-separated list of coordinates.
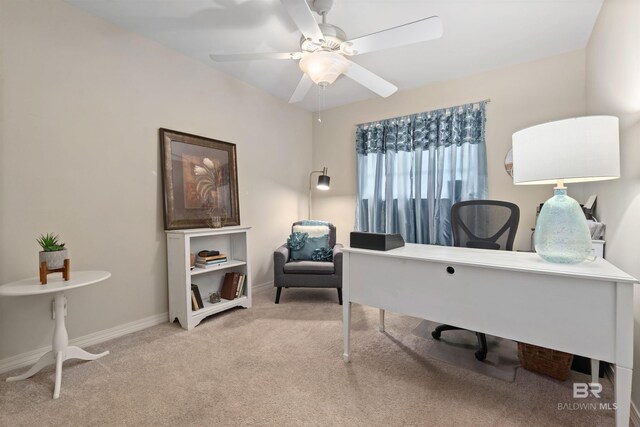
[190, 259, 247, 276]
[166, 226, 252, 330]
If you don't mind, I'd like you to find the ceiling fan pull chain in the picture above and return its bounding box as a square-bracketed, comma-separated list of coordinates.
[317, 84, 326, 123]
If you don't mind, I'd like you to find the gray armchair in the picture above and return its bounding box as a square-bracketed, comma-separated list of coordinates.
[273, 221, 343, 304]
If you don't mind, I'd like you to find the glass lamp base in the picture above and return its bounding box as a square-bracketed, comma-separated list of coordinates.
[534, 188, 591, 264]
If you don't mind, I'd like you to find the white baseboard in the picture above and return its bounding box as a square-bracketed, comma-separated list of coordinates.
[252, 280, 273, 293]
[0, 312, 168, 375]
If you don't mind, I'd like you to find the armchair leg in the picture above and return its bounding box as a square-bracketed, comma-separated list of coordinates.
[275, 287, 282, 304]
[337, 288, 343, 305]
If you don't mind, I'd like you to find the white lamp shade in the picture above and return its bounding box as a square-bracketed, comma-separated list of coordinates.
[299, 51, 349, 86]
[512, 116, 620, 185]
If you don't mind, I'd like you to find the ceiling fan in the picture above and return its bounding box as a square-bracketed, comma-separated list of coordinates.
[210, 0, 443, 103]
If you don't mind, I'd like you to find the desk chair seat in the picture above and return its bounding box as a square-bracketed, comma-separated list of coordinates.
[432, 200, 520, 361]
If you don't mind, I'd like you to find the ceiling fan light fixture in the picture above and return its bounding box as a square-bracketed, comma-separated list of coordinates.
[299, 51, 349, 86]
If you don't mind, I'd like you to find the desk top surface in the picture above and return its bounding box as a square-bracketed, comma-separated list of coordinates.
[344, 244, 637, 283]
[0, 271, 111, 296]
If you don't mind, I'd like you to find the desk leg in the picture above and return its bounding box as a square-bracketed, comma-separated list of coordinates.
[590, 359, 600, 385]
[343, 302, 351, 363]
[379, 309, 385, 332]
[615, 366, 632, 427]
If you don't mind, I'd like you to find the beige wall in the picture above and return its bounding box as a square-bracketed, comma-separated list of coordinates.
[0, 0, 311, 359]
[312, 50, 587, 249]
[580, 0, 640, 407]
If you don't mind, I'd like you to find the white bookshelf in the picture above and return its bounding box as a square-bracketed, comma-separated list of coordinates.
[166, 226, 251, 330]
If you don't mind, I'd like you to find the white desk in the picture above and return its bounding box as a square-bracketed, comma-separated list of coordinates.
[0, 271, 111, 399]
[342, 244, 636, 427]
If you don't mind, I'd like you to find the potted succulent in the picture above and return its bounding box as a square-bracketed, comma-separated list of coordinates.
[37, 233, 68, 269]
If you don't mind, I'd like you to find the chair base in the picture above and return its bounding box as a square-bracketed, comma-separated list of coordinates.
[274, 287, 342, 305]
[432, 324, 488, 361]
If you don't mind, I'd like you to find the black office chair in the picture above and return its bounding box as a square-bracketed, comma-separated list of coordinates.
[431, 200, 520, 361]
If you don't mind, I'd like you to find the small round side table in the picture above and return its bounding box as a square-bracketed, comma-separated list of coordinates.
[0, 271, 111, 399]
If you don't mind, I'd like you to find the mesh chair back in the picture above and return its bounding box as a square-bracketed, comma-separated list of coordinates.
[452, 200, 519, 251]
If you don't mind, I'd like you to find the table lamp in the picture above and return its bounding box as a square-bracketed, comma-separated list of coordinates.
[512, 116, 619, 263]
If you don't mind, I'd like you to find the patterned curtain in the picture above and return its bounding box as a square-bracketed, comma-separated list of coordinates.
[355, 102, 488, 246]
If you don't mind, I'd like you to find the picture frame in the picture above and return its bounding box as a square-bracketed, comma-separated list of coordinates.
[160, 128, 240, 230]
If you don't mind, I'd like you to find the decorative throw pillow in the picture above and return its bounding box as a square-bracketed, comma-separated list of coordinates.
[311, 246, 333, 262]
[287, 221, 333, 261]
[292, 224, 330, 238]
[288, 233, 331, 261]
[287, 231, 308, 250]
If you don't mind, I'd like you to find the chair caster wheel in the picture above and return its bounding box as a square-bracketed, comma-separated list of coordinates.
[431, 330, 441, 340]
[475, 350, 487, 361]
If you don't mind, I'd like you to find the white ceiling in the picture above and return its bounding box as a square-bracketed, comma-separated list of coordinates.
[64, 0, 603, 111]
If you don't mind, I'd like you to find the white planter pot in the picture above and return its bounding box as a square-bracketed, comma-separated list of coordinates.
[39, 249, 68, 269]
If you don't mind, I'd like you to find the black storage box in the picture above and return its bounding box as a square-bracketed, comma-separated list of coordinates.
[350, 232, 405, 251]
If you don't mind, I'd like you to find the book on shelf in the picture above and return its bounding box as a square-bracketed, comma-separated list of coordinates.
[191, 284, 204, 309]
[194, 258, 228, 269]
[220, 272, 240, 300]
[196, 251, 227, 262]
[194, 263, 227, 269]
[198, 250, 220, 258]
[235, 274, 245, 298]
[191, 290, 200, 311]
[195, 258, 227, 265]
[196, 254, 227, 262]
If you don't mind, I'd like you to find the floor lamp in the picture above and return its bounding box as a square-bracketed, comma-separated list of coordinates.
[309, 167, 330, 219]
[512, 116, 619, 263]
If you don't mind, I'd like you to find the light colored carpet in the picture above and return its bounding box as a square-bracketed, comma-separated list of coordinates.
[412, 320, 520, 382]
[1, 287, 616, 426]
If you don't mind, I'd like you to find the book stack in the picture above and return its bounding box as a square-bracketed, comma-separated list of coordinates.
[220, 272, 246, 300]
[194, 250, 227, 268]
[191, 284, 204, 311]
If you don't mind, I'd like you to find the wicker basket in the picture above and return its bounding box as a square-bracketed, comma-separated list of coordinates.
[517, 342, 574, 381]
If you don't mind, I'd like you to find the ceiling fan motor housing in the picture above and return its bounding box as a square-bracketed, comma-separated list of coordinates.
[300, 23, 346, 51]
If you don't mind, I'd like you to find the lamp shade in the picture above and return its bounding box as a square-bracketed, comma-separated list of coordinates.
[299, 51, 349, 86]
[512, 116, 620, 185]
[317, 174, 330, 190]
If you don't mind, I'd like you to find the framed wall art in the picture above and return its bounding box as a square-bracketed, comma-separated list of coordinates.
[160, 128, 240, 230]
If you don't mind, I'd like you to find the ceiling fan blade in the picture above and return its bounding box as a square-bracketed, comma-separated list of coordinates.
[289, 74, 313, 103]
[342, 16, 443, 56]
[280, 0, 324, 44]
[343, 60, 397, 98]
[209, 52, 302, 62]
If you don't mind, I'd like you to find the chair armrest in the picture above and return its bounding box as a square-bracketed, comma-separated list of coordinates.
[333, 243, 343, 276]
[274, 244, 289, 286]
